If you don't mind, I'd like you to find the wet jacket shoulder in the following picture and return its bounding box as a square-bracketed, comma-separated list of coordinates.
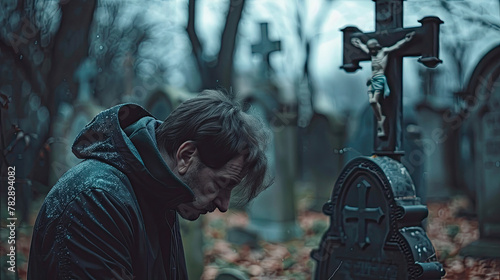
[28, 104, 194, 280]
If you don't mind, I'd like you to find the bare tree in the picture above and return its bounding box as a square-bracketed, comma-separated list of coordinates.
[187, 0, 245, 90]
[0, 0, 96, 217]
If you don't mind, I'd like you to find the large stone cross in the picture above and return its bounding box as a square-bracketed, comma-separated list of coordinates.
[341, 0, 442, 157]
[343, 180, 384, 249]
[252, 22, 281, 75]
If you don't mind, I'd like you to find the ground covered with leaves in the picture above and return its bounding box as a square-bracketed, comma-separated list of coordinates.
[1, 195, 499, 279]
[201, 196, 500, 280]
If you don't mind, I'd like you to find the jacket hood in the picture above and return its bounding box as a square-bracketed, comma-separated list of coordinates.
[72, 103, 194, 208]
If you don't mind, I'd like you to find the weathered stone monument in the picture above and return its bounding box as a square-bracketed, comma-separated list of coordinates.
[311, 1, 445, 278]
[299, 113, 345, 212]
[244, 22, 302, 242]
[458, 45, 500, 258]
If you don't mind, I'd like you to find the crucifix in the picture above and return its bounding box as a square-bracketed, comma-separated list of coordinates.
[252, 22, 281, 77]
[341, 0, 442, 157]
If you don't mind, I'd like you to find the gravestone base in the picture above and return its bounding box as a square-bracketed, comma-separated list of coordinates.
[461, 239, 500, 259]
[312, 156, 444, 279]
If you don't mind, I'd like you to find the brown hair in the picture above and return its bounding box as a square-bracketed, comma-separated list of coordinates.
[156, 89, 272, 204]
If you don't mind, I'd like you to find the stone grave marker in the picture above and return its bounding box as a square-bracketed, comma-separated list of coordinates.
[312, 1, 444, 278]
[298, 113, 345, 212]
[251, 22, 281, 78]
[245, 95, 302, 242]
[242, 22, 302, 242]
[414, 103, 455, 201]
[144, 86, 194, 121]
[311, 156, 444, 279]
[460, 46, 500, 258]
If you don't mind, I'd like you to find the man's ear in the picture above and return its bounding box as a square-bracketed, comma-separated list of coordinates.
[176, 141, 197, 175]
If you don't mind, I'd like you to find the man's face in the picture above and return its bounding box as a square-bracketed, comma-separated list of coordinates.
[176, 155, 246, 221]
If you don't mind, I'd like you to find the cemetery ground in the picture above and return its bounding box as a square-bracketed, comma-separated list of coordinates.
[1, 192, 499, 279]
[200, 192, 500, 280]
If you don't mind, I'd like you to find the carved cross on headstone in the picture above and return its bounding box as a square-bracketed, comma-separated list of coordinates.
[343, 180, 384, 249]
[252, 22, 281, 76]
[340, 0, 442, 157]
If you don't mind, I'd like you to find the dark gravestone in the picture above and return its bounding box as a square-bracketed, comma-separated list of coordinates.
[414, 104, 455, 201]
[251, 22, 281, 78]
[459, 46, 500, 258]
[145, 86, 194, 121]
[245, 96, 302, 242]
[298, 113, 345, 211]
[145, 90, 174, 121]
[245, 22, 302, 242]
[311, 156, 444, 279]
[312, 1, 444, 278]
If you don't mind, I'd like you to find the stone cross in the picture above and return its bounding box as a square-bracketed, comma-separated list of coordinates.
[343, 180, 384, 249]
[340, 0, 442, 157]
[252, 22, 281, 75]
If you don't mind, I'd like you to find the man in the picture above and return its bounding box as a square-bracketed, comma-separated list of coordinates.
[27, 90, 271, 279]
[351, 31, 414, 137]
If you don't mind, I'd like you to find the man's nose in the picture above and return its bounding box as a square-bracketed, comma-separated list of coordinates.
[214, 192, 230, 212]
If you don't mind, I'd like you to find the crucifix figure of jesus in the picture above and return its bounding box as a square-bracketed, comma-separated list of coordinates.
[351, 31, 415, 137]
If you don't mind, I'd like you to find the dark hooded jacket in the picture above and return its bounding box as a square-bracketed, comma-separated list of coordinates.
[27, 104, 195, 280]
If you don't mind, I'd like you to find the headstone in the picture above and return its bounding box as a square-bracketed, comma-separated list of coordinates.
[312, 1, 444, 278]
[459, 45, 500, 258]
[251, 22, 281, 78]
[243, 22, 302, 242]
[298, 113, 345, 212]
[145, 90, 174, 121]
[245, 97, 302, 242]
[311, 156, 445, 279]
[414, 103, 455, 201]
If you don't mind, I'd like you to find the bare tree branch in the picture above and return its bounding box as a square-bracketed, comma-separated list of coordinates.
[215, 0, 246, 89]
[187, 0, 205, 78]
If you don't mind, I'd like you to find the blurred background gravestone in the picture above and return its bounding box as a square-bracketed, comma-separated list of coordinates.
[459, 45, 500, 258]
[298, 112, 345, 212]
[244, 22, 302, 242]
